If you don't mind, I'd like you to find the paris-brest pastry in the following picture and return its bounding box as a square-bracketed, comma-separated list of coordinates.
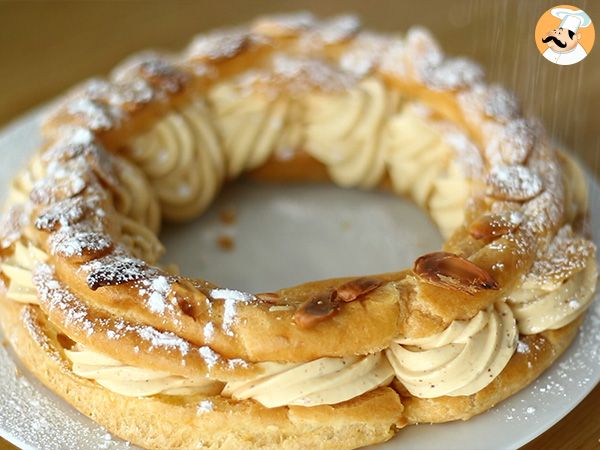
[0, 13, 596, 449]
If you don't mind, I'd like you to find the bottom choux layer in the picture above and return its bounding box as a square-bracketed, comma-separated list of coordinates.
[0, 294, 585, 449]
[0, 298, 405, 450]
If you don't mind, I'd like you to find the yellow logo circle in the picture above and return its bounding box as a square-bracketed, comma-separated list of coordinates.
[535, 5, 595, 65]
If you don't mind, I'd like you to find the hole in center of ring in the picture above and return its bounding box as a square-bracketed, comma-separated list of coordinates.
[160, 179, 443, 292]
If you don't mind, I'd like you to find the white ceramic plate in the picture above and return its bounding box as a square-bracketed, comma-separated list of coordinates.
[0, 106, 599, 450]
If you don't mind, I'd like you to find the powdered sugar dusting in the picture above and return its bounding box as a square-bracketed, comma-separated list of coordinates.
[29, 173, 87, 206]
[112, 52, 188, 96]
[65, 98, 123, 131]
[492, 119, 540, 165]
[80, 250, 156, 290]
[484, 85, 520, 122]
[33, 264, 191, 358]
[0, 340, 125, 450]
[49, 227, 112, 259]
[210, 288, 255, 303]
[199, 346, 219, 368]
[135, 327, 189, 356]
[341, 32, 391, 77]
[138, 275, 172, 315]
[80, 78, 154, 111]
[270, 54, 357, 93]
[524, 225, 596, 288]
[487, 165, 543, 201]
[203, 322, 215, 341]
[303, 14, 360, 45]
[35, 197, 88, 232]
[210, 288, 255, 336]
[418, 57, 484, 91]
[187, 28, 250, 61]
[0, 205, 28, 249]
[443, 130, 485, 179]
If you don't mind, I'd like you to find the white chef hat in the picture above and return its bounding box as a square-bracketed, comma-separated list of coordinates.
[551, 7, 592, 34]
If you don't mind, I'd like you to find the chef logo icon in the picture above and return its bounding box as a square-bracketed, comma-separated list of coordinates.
[535, 5, 595, 65]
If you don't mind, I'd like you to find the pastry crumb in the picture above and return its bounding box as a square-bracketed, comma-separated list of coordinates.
[217, 234, 235, 251]
[219, 207, 237, 225]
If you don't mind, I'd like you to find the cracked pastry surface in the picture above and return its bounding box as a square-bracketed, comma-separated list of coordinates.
[0, 11, 596, 450]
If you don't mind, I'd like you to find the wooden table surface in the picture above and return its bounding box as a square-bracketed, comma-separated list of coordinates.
[0, 1, 598, 449]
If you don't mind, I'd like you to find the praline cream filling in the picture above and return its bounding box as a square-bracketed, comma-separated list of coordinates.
[386, 302, 517, 398]
[222, 353, 394, 407]
[208, 82, 297, 178]
[508, 257, 597, 334]
[304, 77, 396, 188]
[64, 345, 223, 397]
[129, 97, 225, 221]
[1, 241, 47, 304]
[132, 74, 473, 237]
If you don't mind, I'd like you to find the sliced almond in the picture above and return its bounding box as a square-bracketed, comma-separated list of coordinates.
[30, 175, 87, 206]
[334, 277, 382, 303]
[414, 251, 499, 294]
[294, 291, 339, 329]
[256, 292, 281, 304]
[468, 211, 522, 241]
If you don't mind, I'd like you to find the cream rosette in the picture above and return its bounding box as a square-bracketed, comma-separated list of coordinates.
[110, 155, 161, 235]
[128, 97, 225, 222]
[507, 225, 597, 334]
[207, 80, 299, 178]
[304, 77, 399, 188]
[386, 302, 517, 398]
[223, 353, 394, 408]
[383, 105, 474, 238]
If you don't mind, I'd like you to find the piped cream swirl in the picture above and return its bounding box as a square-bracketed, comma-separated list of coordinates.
[507, 225, 597, 334]
[222, 353, 394, 408]
[65, 345, 223, 397]
[383, 104, 471, 238]
[208, 81, 298, 178]
[304, 78, 398, 187]
[129, 97, 225, 222]
[0, 241, 47, 304]
[386, 302, 517, 398]
[508, 257, 597, 334]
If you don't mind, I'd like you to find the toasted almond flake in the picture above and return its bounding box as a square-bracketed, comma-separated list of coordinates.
[334, 277, 382, 302]
[468, 211, 523, 241]
[268, 305, 293, 312]
[294, 291, 339, 328]
[414, 251, 499, 294]
[256, 292, 281, 304]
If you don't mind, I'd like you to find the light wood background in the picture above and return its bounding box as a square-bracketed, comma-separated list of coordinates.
[0, 1, 599, 449]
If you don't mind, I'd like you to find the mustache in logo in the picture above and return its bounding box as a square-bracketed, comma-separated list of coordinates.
[542, 35, 567, 48]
